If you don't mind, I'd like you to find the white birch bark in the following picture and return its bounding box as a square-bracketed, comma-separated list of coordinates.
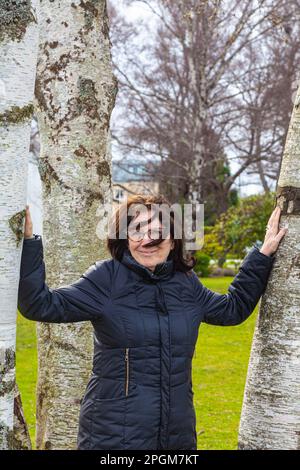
[185, 9, 207, 206]
[34, 0, 116, 449]
[0, 0, 39, 449]
[238, 85, 300, 450]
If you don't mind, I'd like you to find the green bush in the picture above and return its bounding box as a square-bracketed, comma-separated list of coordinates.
[212, 191, 276, 260]
[194, 251, 212, 277]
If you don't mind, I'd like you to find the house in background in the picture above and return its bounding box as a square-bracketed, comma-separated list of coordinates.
[112, 159, 159, 207]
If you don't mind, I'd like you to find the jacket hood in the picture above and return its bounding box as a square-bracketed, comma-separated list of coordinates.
[121, 248, 174, 281]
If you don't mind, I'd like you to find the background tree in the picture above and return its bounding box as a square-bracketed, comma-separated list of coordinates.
[108, 0, 300, 224]
[227, 17, 300, 192]
[33, 0, 117, 449]
[238, 82, 300, 450]
[0, 0, 39, 450]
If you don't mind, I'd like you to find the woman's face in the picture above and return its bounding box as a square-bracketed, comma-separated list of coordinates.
[127, 208, 174, 272]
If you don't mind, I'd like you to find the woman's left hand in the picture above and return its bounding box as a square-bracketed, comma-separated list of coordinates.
[260, 206, 288, 257]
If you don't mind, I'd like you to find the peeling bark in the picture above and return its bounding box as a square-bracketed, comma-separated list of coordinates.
[238, 83, 300, 450]
[34, 0, 116, 450]
[0, 0, 39, 450]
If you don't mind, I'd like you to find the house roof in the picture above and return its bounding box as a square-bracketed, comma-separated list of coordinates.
[112, 160, 156, 182]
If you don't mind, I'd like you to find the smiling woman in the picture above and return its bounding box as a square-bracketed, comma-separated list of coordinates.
[18, 195, 286, 450]
[107, 194, 196, 274]
[127, 205, 174, 271]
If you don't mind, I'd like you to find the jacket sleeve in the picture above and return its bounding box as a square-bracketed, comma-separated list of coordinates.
[191, 244, 275, 326]
[17, 235, 110, 323]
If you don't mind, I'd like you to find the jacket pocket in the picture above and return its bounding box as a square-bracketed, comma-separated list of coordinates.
[125, 347, 129, 397]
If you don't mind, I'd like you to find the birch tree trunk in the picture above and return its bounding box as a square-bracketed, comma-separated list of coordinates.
[0, 0, 39, 449]
[34, 0, 117, 449]
[185, 9, 206, 206]
[238, 85, 300, 450]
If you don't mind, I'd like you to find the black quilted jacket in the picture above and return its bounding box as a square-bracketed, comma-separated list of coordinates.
[18, 236, 275, 450]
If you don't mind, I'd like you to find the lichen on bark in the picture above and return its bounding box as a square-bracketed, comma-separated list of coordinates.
[77, 77, 100, 120]
[0, 421, 15, 450]
[77, 0, 101, 29]
[276, 185, 300, 215]
[0, 0, 37, 43]
[8, 210, 26, 247]
[0, 104, 34, 126]
[96, 159, 111, 179]
[0, 379, 15, 397]
[38, 157, 72, 194]
[0, 348, 16, 375]
[74, 144, 93, 167]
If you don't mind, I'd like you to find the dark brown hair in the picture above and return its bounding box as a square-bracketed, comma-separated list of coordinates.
[107, 194, 196, 273]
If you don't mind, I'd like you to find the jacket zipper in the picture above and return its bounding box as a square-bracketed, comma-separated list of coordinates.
[125, 348, 129, 397]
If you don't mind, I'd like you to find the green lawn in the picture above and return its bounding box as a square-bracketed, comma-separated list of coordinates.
[193, 277, 258, 450]
[16, 310, 37, 449]
[16, 276, 258, 450]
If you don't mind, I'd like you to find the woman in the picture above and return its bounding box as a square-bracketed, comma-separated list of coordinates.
[18, 194, 287, 450]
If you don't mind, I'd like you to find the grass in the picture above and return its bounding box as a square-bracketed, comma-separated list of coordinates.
[193, 277, 258, 450]
[16, 311, 37, 449]
[16, 276, 258, 450]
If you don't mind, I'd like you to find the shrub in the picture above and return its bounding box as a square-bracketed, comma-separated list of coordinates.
[212, 191, 276, 260]
[194, 251, 212, 277]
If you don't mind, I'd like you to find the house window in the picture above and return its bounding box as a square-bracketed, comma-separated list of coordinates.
[114, 188, 124, 201]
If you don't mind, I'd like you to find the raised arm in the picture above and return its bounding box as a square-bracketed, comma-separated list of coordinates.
[191, 206, 288, 326]
[190, 245, 275, 326]
[18, 235, 110, 323]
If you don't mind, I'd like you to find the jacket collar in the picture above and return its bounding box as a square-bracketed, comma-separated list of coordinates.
[121, 248, 174, 281]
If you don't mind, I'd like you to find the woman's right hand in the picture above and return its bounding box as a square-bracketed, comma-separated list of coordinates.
[260, 206, 288, 256]
[24, 204, 34, 239]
